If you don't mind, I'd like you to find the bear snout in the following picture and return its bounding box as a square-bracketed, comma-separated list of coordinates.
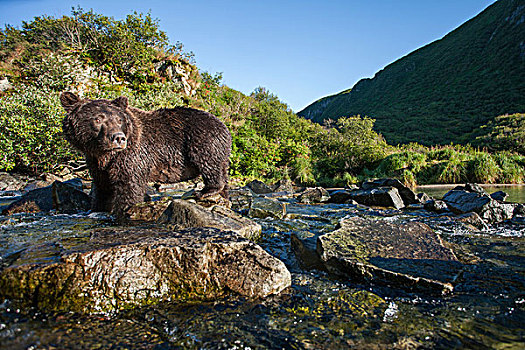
[111, 132, 127, 150]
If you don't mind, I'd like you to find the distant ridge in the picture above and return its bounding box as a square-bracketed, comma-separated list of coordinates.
[298, 0, 525, 145]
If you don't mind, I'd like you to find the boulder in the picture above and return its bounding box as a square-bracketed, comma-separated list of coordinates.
[417, 192, 431, 203]
[0, 77, 13, 92]
[248, 196, 286, 219]
[490, 191, 508, 201]
[52, 180, 91, 214]
[271, 179, 294, 193]
[0, 227, 291, 313]
[229, 187, 256, 213]
[297, 187, 330, 204]
[127, 198, 261, 240]
[442, 188, 515, 223]
[246, 180, 273, 194]
[455, 212, 489, 231]
[2, 186, 54, 215]
[423, 199, 450, 213]
[2, 179, 90, 215]
[344, 187, 405, 209]
[327, 190, 358, 205]
[0, 172, 29, 192]
[316, 216, 461, 294]
[362, 178, 420, 205]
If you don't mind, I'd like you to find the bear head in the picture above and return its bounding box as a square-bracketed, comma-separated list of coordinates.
[60, 92, 138, 157]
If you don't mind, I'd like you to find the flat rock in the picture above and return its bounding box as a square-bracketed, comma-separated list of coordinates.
[316, 216, 461, 294]
[0, 227, 291, 313]
[127, 198, 261, 240]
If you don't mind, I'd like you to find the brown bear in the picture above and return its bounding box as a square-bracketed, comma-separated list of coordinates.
[60, 92, 231, 217]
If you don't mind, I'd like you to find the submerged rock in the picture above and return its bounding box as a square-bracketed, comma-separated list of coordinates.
[127, 198, 261, 240]
[456, 212, 490, 231]
[0, 227, 291, 313]
[294, 216, 460, 294]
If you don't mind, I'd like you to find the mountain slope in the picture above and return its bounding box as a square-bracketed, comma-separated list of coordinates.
[299, 0, 525, 145]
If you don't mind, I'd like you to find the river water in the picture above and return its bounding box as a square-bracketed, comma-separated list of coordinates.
[417, 184, 525, 203]
[0, 189, 524, 349]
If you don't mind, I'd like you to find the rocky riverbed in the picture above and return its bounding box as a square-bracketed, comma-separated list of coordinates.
[0, 173, 524, 348]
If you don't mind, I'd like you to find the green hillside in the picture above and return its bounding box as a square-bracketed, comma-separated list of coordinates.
[298, 0, 525, 145]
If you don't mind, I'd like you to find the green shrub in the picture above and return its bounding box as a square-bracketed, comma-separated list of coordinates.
[467, 152, 500, 183]
[493, 152, 525, 183]
[437, 154, 467, 183]
[0, 86, 81, 173]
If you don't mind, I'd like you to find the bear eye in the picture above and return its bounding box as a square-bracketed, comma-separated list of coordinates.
[93, 115, 103, 124]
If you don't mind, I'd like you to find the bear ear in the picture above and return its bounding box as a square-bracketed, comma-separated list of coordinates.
[112, 96, 129, 109]
[60, 92, 82, 112]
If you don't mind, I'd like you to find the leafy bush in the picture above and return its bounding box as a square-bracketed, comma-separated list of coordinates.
[467, 152, 500, 183]
[0, 86, 81, 172]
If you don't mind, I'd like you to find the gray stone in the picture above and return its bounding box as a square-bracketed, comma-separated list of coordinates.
[246, 180, 273, 194]
[52, 180, 91, 214]
[0, 227, 291, 313]
[327, 190, 358, 204]
[423, 199, 449, 213]
[0, 77, 13, 92]
[490, 190, 508, 201]
[0, 172, 29, 191]
[248, 196, 286, 219]
[2, 186, 54, 215]
[229, 187, 256, 213]
[443, 189, 515, 223]
[362, 178, 419, 205]
[271, 179, 294, 193]
[456, 212, 489, 231]
[2, 179, 90, 215]
[345, 187, 405, 209]
[417, 192, 431, 203]
[316, 216, 460, 294]
[127, 198, 261, 240]
[298, 187, 330, 204]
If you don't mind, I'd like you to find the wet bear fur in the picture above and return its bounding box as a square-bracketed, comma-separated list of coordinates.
[60, 92, 231, 217]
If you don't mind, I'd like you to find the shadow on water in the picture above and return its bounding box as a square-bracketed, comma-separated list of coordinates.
[0, 199, 524, 349]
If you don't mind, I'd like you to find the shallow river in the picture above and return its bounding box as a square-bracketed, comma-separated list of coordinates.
[0, 191, 524, 349]
[417, 184, 525, 203]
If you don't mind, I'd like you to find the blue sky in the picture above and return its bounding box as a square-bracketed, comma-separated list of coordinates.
[0, 0, 496, 111]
